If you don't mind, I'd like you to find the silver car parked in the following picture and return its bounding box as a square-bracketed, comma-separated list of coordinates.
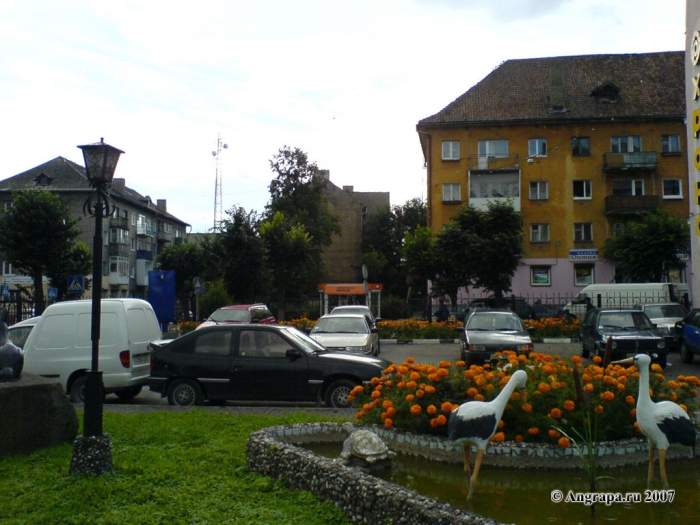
[310, 313, 380, 356]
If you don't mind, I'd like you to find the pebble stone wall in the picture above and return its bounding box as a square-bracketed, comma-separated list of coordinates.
[246, 422, 697, 525]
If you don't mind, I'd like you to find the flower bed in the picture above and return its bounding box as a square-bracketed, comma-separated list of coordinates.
[349, 351, 700, 445]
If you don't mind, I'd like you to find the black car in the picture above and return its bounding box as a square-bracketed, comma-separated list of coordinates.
[458, 308, 534, 365]
[580, 307, 667, 367]
[148, 324, 391, 408]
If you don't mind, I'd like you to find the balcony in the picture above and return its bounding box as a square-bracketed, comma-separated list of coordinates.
[468, 154, 520, 173]
[136, 224, 154, 237]
[604, 194, 660, 215]
[108, 243, 130, 257]
[603, 152, 657, 172]
[156, 230, 173, 242]
[136, 250, 153, 261]
[110, 217, 129, 229]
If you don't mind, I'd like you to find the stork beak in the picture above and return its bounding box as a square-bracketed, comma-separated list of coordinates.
[611, 357, 634, 365]
[522, 389, 528, 404]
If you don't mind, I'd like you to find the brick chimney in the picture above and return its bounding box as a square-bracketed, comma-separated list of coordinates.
[157, 199, 167, 212]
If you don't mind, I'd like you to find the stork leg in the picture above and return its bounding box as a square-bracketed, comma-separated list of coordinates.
[658, 448, 669, 490]
[461, 443, 471, 476]
[647, 443, 655, 489]
[467, 449, 485, 500]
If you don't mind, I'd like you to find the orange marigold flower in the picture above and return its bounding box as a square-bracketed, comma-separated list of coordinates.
[441, 402, 455, 414]
[571, 355, 582, 365]
[409, 372, 420, 381]
[593, 355, 603, 364]
[549, 408, 562, 419]
[548, 429, 561, 439]
[397, 382, 405, 389]
[430, 418, 440, 428]
[521, 403, 533, 413]
[406, 381, 417, 390]
[558, 437, 571, 449]
[595, 405, 604, 414]
[382, 399, 393, 409]
[386, 407, 396, 417]
[405, 394, 415, 403]
[436, 414, 447, 425]
[491, 432, 505, 442]
[537, 382, 551, 394]
[456, 360, 466, 367]
[355, 410, 366, 419]
[601, 391, 615, 402]
[371, 390, 381, 399]
[633, 421, 642, 433]
[371, 377, 380, 386]
[351, 385, 365, 395]
[384, 418, 393, 429]
[625, 395, 636, 405]
[381, 412, 389, 420]
[427, 373, 439, 382]
[437, 368, 450, 378]
[467, 387, 479, 398]
[630, 408, 636, 418]
[510, 391, 522, 401]
[474, 394, 485, 401]
[583, 383, 594, 392]
[651, 363, 663, 373]
[416, 389, 425, 398]
[497, 419, 505, 429]
[563, 400, 575, 411]
[373, 398, 381, 406]
[669, 393, 678, 402]
[406, 357, 415, 364]
[410, 404, 422, 415]
[680, 404, 688, 413]
[427, 404, 437, 415]
[424, 385, 436, 395]
[515, 435, 524, 443]
[527, 427, 540, 435]
[398, 366, 409, 375]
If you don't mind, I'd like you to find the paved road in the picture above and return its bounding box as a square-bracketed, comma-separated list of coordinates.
[101, 342, 700, 409]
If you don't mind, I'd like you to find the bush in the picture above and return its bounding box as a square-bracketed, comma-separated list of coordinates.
[349, 351, 700, 445]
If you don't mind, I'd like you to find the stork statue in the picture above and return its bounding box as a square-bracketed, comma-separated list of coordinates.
[448, 369, 528, 499]
[614, 354, 696, 489]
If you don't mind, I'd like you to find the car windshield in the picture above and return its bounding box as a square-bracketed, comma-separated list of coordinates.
[313, 317, 368, 334]
[467, 314, 523, 331]
[599, 312, 653, 330]
[644, 304, 687, 319]
[209, 308, 249, 322]
[332, 307, 373, 319]
[281, 325, 326, 354]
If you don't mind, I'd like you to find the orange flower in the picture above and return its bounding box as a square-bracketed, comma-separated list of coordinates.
[467, 387, 479, 398]
[427, 404, 437, 415]
[593, 355, 602, 364]
[563, 400, 575, 411]
[456, 360, 466, 367]
[436, 414, 447, 426]
[397, 381, 406, 389]
[625, 395, 636, 405]
[441, 402, 455, 414]
[601, 391, 615, 402]
[355, 410, 366, 419]
[386, 407, 396, 417]
[410, 372, 420, 381]
[406, 357, 415, 364]
[405, 394, 415, 403]
[521, 403, 533, 413]
[416, 389, 425, 398]
[630, 408, 636, 418]
[384, 418, 393, 429]
[633, 421, 642, 433]
[527, 427, 540, 435]
[437, 368, 450, 378]
[497, 419, 505, 429]
[549, 408, 562, 419]
[558, 437, 571, 449]
[490, 432, 505, 442]
[371, 377, 380, 386]
[351, 385, 364, 395]
[371, 390, 381, 399]
[548, 429, 561, 440]
[424, 385, 436, 395]
[515, 435, 524, 443]
[410, 404, 422, 416]
[537, 382, 551, 394]
[595, 405, 604, 414]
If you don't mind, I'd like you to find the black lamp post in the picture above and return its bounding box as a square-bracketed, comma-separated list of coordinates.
[69, 138, 123, 476]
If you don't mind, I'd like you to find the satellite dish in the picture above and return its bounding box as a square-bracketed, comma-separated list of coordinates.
[223, 144, 228, 149]
[212, 151, 216, 156]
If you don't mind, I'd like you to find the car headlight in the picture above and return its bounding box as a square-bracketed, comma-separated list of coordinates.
[468, 344, 486, 351]
[347, 346, 368, 353]
[657, 341, 666, 349]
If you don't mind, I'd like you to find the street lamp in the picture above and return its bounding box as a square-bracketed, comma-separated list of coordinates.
[69, 138, 123, 476]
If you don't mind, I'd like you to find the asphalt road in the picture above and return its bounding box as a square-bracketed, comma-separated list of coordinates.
[101, 342, 700, 408]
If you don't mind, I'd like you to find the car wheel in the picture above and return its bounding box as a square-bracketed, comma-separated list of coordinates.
[69, 375, 88, 403]
[680, 342, 695, 364]
[167, 379, 203, 406]
[325, 379, 356, 408]
[114, 386, 142, 400]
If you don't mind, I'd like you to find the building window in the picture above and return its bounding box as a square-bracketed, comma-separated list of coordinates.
[611, 135, 641, 154]
[122, 209, 128, 219]
[109, 256, 129, 276]
[441, 141, 460, 160]
[531, 266, 551, 286]
[529, 181, 548, 200]
[3, 202, 13, 211]
[470, 172, 519, 198]
[612, 179, 644, 196]
[613, 223, 625, 237]
[661, 134, 681, 155]
[530, 223, 550, 243]
[575, 264, 594, 286]
[109, 228, 129, 245]
[131, 213, 137, 226]
[477, 139, 509, 158]
[572, 137, 590, 156]
[137, 239, 152, 251]
[2, 261, 14, 275]
[573, 180, 592, 199]
[574, 223, 593, 242]
[662, 179, 683, 199]
[528, 138, 547, 157]
[442, 183, 461, 202]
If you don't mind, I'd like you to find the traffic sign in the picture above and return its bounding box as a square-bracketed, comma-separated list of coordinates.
[1, 284, 9, 297]
[47, 287, 58, 300]
[68, 275, 85, 294]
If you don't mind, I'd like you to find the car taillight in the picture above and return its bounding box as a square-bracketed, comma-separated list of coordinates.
[119, 350, 130, 368]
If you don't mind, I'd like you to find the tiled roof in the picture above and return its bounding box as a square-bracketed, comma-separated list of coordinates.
[417, 52, 684, 127]
[0, 156, 188, 226]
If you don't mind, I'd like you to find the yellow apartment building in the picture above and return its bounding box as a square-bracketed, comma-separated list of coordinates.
[416, 52, 689, 302]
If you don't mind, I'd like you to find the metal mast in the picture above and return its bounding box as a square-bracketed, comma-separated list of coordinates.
[212, 134, 228, 231]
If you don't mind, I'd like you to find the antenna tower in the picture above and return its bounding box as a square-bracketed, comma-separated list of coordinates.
[212, 134, 228, 231]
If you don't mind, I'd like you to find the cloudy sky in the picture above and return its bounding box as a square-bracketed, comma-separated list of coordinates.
[0, 0, 686, 233]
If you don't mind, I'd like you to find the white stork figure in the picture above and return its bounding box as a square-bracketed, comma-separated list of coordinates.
[448, 369, 527, 499]
[615, 354, 696, 489]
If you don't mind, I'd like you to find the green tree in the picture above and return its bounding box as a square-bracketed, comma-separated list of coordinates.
[602, 209, 689, 282]
[403, 226, 437, 319]
[259, 212, 314, 320]
[432, 201, 524, 299]
[158, 241, 208, 321]
[265, 146, 340, 285]
[0, 189, 82, 314]
[46, 241, 92, 301]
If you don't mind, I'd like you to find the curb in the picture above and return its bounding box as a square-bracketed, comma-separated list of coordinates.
[380, 338, 579, 345]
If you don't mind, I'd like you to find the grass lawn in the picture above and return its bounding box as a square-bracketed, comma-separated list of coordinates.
[0, 410, 354, 525]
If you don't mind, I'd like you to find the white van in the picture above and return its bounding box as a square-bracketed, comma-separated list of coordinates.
[564, 283, 689, 319]
[22, 299, 162, 402]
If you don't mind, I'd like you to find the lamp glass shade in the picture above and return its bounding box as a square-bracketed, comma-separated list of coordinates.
[78, 140, 124, 185]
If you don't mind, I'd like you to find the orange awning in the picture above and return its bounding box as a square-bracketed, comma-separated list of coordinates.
[318, 283, 383, 295]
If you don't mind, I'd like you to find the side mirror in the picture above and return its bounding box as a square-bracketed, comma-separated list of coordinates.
[286, 348, 302, 360]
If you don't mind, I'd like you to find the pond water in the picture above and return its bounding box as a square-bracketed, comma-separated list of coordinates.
[306, 443, 700, 524]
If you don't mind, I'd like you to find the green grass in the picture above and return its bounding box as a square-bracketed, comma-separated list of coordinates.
[0, 411, 353, 525]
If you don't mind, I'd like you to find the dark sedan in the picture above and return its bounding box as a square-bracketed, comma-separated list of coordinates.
[148, 324, 391, 408]
[580, 307, 667, 367]
[458, 308, 534, 365]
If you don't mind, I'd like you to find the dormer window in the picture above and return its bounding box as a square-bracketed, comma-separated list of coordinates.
[591, 82, 620, 103]
[33, 173, 53, 187]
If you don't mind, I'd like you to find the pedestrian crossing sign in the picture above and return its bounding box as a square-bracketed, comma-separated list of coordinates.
[68, 275, 85, 294]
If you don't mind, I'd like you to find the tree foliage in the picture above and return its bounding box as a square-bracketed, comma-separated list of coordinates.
[158, 241, 209, 321]
[0, 189, 82, 313]
[602, 209, 689, 282]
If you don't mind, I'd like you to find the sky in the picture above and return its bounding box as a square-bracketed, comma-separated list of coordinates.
[0, 0, 687, 233]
